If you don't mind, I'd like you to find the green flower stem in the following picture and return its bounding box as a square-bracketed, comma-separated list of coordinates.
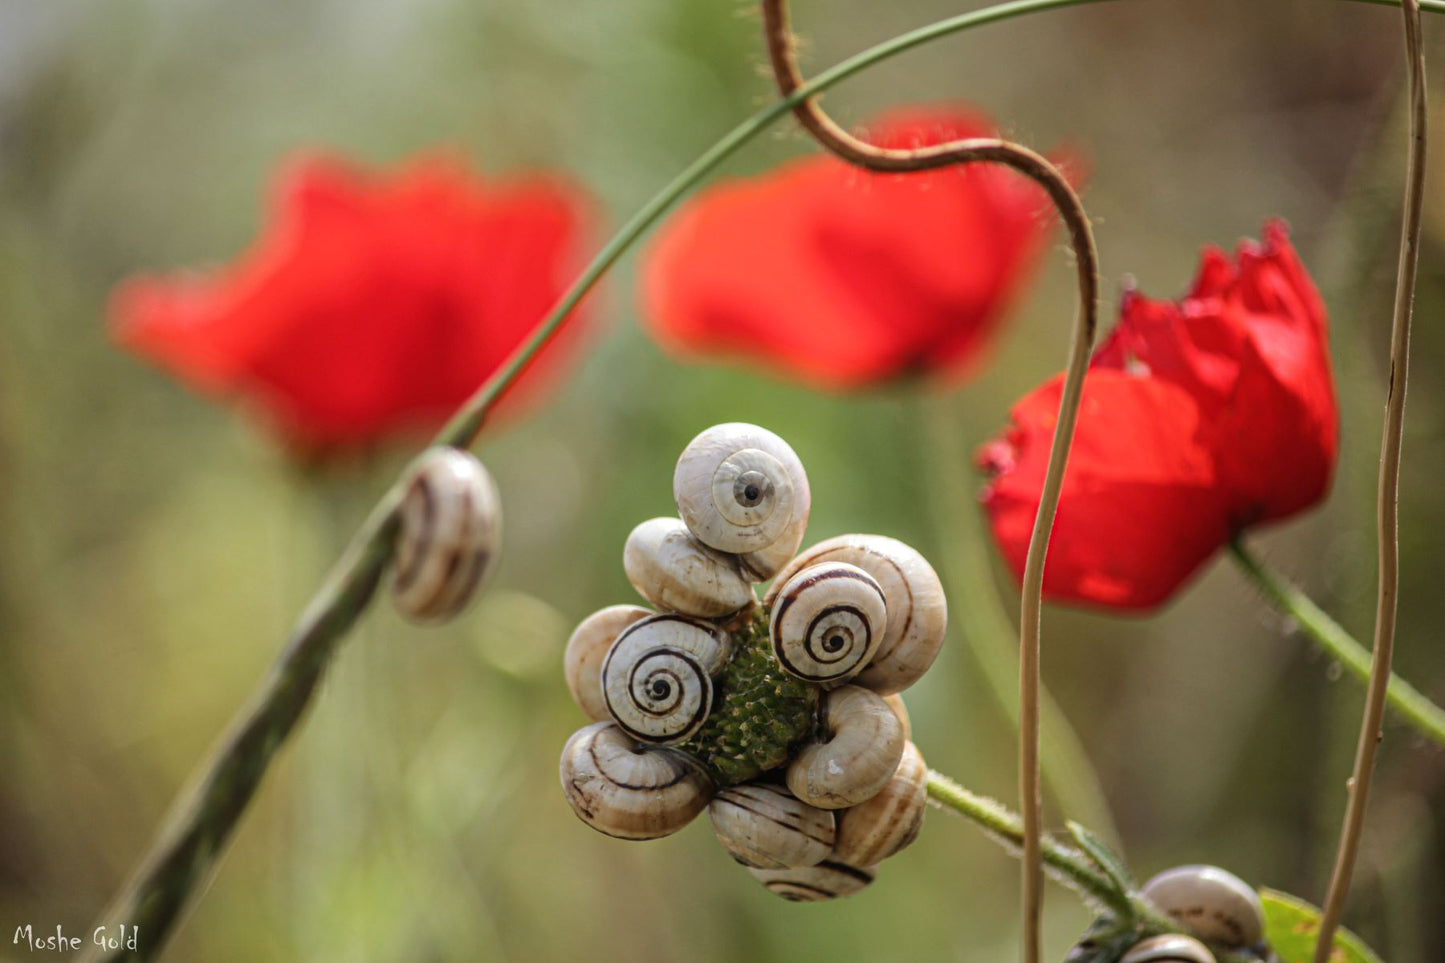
[86, 0, 1445, 959]
[1229, 539, 1445, 747]
[925, 770, 1268, 963]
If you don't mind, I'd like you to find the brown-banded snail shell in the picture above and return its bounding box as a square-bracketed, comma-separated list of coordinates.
[770, 561, 886, 685]
[748, 860, 877, 902]
[390, 447, 501, 624]
[558, 721, 713, 840]
[764, 534, 945, 695]
[1119, 935, 1217, 963]
[1141, 865, 1266, 949]
[786, 685, 905, 810]
[708, 784, 836, 869]
[623, 517, 754, 618]
[564, 605, 652, 722]
[602, 615, 730, 744]
[832, 740, 927, 867]
[672, 423, 810, 576]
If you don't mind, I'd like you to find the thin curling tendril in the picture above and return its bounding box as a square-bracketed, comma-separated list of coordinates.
[757, 3, 1099, 961]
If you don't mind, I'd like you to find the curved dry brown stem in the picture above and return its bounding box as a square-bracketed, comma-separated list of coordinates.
[1313, 0, 1427, 959]
[758, 4, 1099, 961]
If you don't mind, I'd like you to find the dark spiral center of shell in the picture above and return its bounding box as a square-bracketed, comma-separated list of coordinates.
[734, 472, 772, 508]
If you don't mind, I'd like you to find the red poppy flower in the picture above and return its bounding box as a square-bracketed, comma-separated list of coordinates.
[110, 153, 593, 454]
[977, 221, 1338, 611]
[640, 107, 1073, 388]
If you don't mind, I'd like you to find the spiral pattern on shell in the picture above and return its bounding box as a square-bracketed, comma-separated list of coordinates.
[770, 561, 886, 685]
[673, 423, 810, 563]
[748, 860, 878, 902]
[390, 447, 501, 624]
[602, 615, 729, 744]
[1119, 935, 1217, 963]
[559, 722, 713, 840]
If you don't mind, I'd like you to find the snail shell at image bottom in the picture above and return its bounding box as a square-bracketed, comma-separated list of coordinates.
[602, 615, 730, 745]
[770, 561, 887, 685]
[786, 685, 905, 810]
[749, 860, 878, 902]
[708, 783, 836, 869]
[764, 534, 945, 695]
[1141, 864, 1266, 949]
[390, 447, 501, 624]
[559, 722, 713, 840]
[831, 740, 927, 867]
[564, 605, 654, 722]
[1120, 935, 1217, 963]
[672, 422, 811, 567]
[623, 517, 754, 618]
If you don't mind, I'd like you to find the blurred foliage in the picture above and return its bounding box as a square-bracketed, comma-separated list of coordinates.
[1, 0, 1443, 961]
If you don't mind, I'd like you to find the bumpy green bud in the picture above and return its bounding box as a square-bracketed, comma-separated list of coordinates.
[678, 606, 818, 785]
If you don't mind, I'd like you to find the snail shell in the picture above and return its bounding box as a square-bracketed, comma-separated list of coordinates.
[673, 423, 810, 566]
[558, 721, 713, 840]
[749, 860, 877, 901]
[391, 447, 501, 624]
[623, 517, 754, 618]
[770, 562, 887, 685]
[883, 693, 911, 741]
[602, 615, 730, 744]
[708, 784, 836, 869]
[564, 605, 653, 722]
[786, 685, 905, 810]
[1141, 865, 1265, 949]
[832, 740, 927, 866]
[764, 535, 945, 695]
[1119, 935, 1217, 963]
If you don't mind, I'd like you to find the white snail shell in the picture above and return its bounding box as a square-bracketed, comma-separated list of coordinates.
[708, 784, 836, 869]
[564, 605, 653, 722]
[1119, 935, 1217, 963]
[749, 860, 877, 901]
[786, 685, 905, 810]
[673, 423, 810, 564]
[764, 535, 945, 695]
[391, 447, 501, 624]
[623, 517, 754, 618]
[770, 562, 886, 685]
[558, 722, 713, 840]
[883, 693, 911, 742]
[1141, 865, 1266, 949]
[602, 615, 730, 744]
[832, 740, 927, 867]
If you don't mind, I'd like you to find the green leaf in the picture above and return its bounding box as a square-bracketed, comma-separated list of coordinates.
[1260, 889, 1385, 963]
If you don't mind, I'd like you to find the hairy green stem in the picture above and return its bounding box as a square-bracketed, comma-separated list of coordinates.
[1229, 539, 1445, 747]
[85, 0, 1445, 958]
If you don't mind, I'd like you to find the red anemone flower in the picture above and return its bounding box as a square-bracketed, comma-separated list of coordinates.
[977, 221, 1338, 611]
[640, 107, 1074, 388]
[110, 153, 593, 454]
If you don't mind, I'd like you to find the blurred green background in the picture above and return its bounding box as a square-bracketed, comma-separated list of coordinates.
[2, 0, 1444, 960]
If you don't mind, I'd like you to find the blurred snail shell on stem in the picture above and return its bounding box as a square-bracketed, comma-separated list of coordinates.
[602, 615, 730, 744]
[764, 534, 945, 695]
[787, 685, 905, 809]
[708, 784, 835, 869]
[1119, 935, 1217, 963]
[564, 605, 652, 722]
[748, 860, 877, 902]
[390, 447, 501, 624]
[1141, 865, 1266, 949]
[558, 722, 713, 840]
[623, 517, 754, 618]
[770, 561, 886, 685]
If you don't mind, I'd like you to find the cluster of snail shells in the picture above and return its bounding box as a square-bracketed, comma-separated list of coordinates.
[1069, 864, 1273, 963]
[388, 447, 502, 624]
[559, 423, 948, 901]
